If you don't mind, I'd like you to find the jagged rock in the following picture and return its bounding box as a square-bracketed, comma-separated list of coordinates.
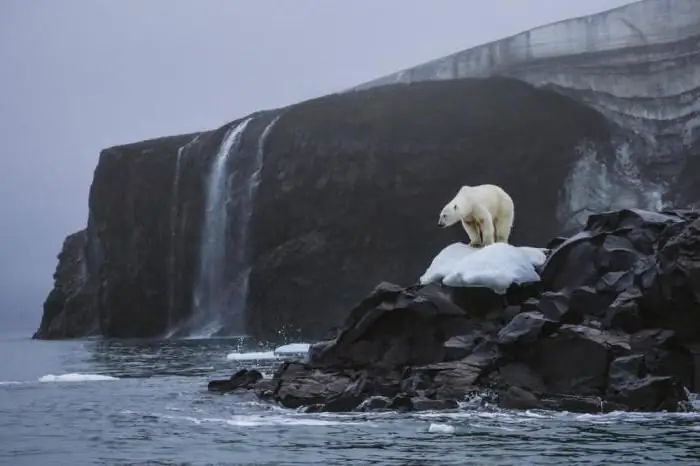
[498, 386, 545, 410]
[308, 282, 472, 369]
[272, 362, 354, 409]
[207, 369, 264, 393]
[526, 325, 630, 396]
[387, 393, 413, 411]
[568, 285, 609, 317]
[630, 329, 678, 352]
[443, 334, 484, 362]
[487, 362, 547, 394]
[602, 289, 643, 333]
[536, 290, 584, 324]
[355, 396, 391, 412]
[608, 355, 646, 388]
[607, 376, 689, 412]
[33, 230, 98, 339]
[411, 398, 460, 411]
[497, 312, 559, 345]
[687, 344, 700, 393]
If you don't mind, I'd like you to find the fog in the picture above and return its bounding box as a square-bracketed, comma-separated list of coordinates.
[0, 0, 636, 334]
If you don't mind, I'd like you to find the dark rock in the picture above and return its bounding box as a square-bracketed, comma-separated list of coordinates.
[528, 325, 630, 396]
[207, 369, 263, 393]
[319, 394, 365, 413]
[355, 396, 391, 412]
[607, 376, 689, 412]
[649, 218, 700, 342]
[541, 394, 607, 414]
[33, 230, 98, 339]
[608, 354, 646, 388]
[488, 362, 547, 394]
[568, 286, 609, 318]
[497, 312, 560, 345]
[413, 345, 500, 401]
[498, 386, 545, 410]
[273, 362, 353, 409]
[536, 290, 584, 324]
[443, 334, 486, 362]
[388, 393, 413, 411]
[602, 290, 643, 333]
[411, 398, 459, 411]
[308, 282, 472, 369]
[687, 344, 700, 393]
[630, 329, 678, 352]
[643, 348, 694, 390]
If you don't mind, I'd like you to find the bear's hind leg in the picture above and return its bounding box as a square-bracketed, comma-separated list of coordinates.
[494, 210, 514, 243]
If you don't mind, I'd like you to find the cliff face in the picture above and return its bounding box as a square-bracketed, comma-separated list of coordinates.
[35, 0, 700, 342]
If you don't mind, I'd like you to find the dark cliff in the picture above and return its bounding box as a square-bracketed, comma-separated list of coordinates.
[35, 0, 700, 342]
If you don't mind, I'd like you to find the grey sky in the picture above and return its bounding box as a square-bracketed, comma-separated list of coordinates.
[0, 0, 635, 333]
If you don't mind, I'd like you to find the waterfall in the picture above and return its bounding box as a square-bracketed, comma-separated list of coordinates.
[189, 118, 252, 337]
[166, 145, 184, 332]
[227, 115, 281, 334]
[166, 135, 200, 336]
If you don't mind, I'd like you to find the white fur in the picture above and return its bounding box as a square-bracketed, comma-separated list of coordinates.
[437, 184, 515, 247]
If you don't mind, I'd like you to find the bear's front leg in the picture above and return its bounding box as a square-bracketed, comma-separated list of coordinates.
[461, 218, 483, 247]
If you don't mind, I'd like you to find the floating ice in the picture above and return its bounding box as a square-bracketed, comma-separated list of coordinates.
[428, 422, 456, 434]
[273, 343, 311, 357]
[38, 373, 119, 382]
[225, 351, 277, 361]
[226, 343, 312, 361]
[419, 242, 547, 294]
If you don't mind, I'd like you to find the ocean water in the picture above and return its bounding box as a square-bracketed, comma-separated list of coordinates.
[1, 333, 700, 466]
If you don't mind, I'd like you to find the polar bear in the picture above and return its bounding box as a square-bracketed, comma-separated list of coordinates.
[437, 184, 515, 247]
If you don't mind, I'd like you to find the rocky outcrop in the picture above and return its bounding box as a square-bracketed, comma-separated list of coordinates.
[34, 230, 97, 339]
[209, 208, 699, 413]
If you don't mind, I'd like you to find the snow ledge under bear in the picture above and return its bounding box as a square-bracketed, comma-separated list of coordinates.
[419, 242, 548, 294]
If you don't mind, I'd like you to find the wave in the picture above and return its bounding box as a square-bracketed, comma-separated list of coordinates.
[38, 373, 120, 383]
[128, 411, 369, 427]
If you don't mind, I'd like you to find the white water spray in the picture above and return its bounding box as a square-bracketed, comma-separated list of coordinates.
[190, 119, 252, 337]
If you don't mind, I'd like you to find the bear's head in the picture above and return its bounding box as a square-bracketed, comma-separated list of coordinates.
[438, 201, 464, 228]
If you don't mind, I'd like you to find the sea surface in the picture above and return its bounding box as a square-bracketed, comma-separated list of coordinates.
[1, 332, 700, 466]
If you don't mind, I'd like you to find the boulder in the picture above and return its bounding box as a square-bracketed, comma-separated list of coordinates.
[208, 369, 263, 393]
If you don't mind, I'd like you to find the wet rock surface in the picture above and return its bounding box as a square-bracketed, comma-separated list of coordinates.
[210, 208, 700, 413]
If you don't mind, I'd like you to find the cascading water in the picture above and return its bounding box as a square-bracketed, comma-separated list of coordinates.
[189, 118, 252, 337]
[227, 115, 281, 333]
[166, 145, 185, 332]
[166, 135, 201, 336]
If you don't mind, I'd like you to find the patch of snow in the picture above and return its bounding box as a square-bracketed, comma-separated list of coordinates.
[419, 242, 545, 294]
